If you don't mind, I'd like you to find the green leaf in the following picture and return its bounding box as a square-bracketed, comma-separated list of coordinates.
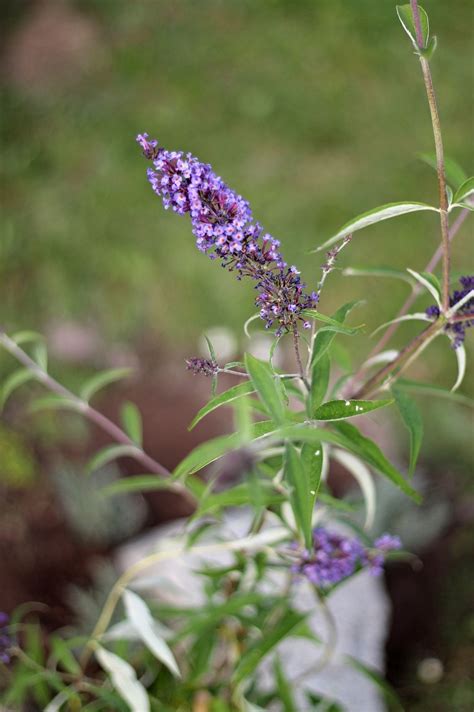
[396, 4, 429, 50]
[121, 402, 143, 446]
[11, 330, 45, 347]
[343, 265, 416, 285]
[420, 34, 437, 60]
[197, 481, 282, 515]
[406, 269, 441, 305]
[311, 301, 363, 367]
[33, 342, 48, 372]
[189, 381, 255, 430]
[1, 369, 35, 410]
[301, 442, 323, 520]
[233, 609, 307, 684]
[267, 424, 421, 502]
[313, 399, 393, 421]
[301, 310, 364, 335]
[453, 176, 474, 205]
[347, 656, 403, 712]
[123, 589, 180, 678]
[80, 367, 132, 403]
[50, 638, 81, 676]
[332, 421, 421, 503]
[273, 655, 297, 712]
[309, 353, 330, 416]
[284, 443, 312, 547]
[101, 474, 200, 497]
[174, 420, 274, 479]
[419, 153, 467, 191]
[392, 386, 423, 476]
[313, 202, 438, 252]
[396, 378, 474, 408]
[244, 353, 285, 425]
[87, 444, 139, 474]
[204, 334, 217, 361]
[29, 395, 81, 414]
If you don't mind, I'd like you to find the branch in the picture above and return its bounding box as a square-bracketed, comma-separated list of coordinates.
[0, 331, 196, 509]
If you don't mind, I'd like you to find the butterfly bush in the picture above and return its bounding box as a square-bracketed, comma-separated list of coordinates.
[426, 275, 474, 348]
[137, 133, 319, 335]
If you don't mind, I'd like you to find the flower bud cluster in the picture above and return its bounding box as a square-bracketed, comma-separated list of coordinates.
[137, 133, 318, 335]
[426, 275, 474, 348]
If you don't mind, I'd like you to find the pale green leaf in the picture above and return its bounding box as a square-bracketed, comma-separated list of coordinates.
[11, 331, 45, 347]
[29, 395, 81, 414]
[188, 381, 255, 430]
[396, 378, 474, 408]
[121, 402, 143, 446]
[452, 343, 466, 392]
[80, 368, 132, 403]
[343, 265, 416, 285]
[332, 449, 375, 530]
[452, 176, 474, 204]
[309, 352, 330, 416]
[301, 310, 364, 335]
[311, 301, 363, 367]
[95, 646, 149, 712]
[1, 369, 35, 410]
[314, 202, 438, 252]
[123, 589, 180, 678]
[406, 268, 441, 306]
[371, 312, 432, 337]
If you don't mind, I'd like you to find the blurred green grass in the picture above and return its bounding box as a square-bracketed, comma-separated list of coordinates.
[0, 0, 472, 386]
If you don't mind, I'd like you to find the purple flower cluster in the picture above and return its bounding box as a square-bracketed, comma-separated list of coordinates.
[426, 275, 474, 348]
[185, 356, 219, 377]
[292, 528, 401, 588]
[0, 613, 11, 665]
[137, 133, 318, 335]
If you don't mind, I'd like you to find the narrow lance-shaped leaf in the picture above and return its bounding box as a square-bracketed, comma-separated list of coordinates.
[452, 176, 474, 205]
[313, 202, 438, 252]
[87, 444, 139, 474]
[452, 343, 466, 392]
[396, 378, 474, 408]
[244, 353, 285, 425]
[29, 395, 81, 414]
[371, 312, 432, 337]
[332, 449, 375, 531]
[80, 368, 133, 403]
[418, 152, 467, 191]
[311, 301, 363, 367]
[284, 443, 312, 548]
[123, 589, 180, 678]
[301, 442, 324, 525]
[95, 646, 149, 712]
[392, 386, 423, 477]
[233, 609, 307, 684]
[121, 402, 143, 446]
[308, 352, 330, 417]
[301, 310, 364, 335]
[188, 381, 255, 431]
[406, 268, 441, 306]
[313, 399, 393, 421]
[11, 331, 45, 347]
[343, 265, 416, 286]
[1, 369, 35, 411]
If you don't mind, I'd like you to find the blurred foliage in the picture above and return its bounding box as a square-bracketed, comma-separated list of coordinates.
[0, 424, 36, 487]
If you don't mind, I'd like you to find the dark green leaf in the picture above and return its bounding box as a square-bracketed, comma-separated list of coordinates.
[284, 443, 312, 547]
[233, 609, 306, 684]
[313, 399, 393, 421]
[245, 353, 285, 425]
[301, 442, 323, 522]
[392, 386, 423, 476]
[120, 401, 143, 446]
[311, 301, 363, 367]
[197, 481, 282, 515]
[188, 381, 255, 430]
[80, 367, 132, 403]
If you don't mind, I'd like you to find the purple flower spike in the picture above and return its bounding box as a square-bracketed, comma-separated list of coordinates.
[137, 134, 318, 334]
[426, 275, 474, 348]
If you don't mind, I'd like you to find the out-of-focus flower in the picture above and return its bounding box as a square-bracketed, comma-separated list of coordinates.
[0, 613, 12, 665]
[185, 357, 219, 377]
[291, 528, 402, 588]
[137, 134, 318, 335]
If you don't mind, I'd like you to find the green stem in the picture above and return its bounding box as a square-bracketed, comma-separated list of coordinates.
[411, 0, 451, 312]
